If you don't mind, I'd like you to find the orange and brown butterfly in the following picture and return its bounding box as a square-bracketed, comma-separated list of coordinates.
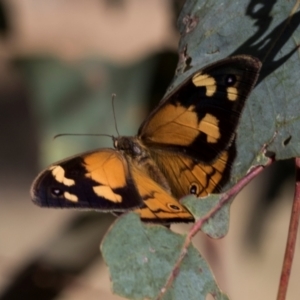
[31, 55, 261, 223]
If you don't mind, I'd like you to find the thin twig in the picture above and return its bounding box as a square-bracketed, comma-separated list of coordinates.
[277, 157, 300, 300]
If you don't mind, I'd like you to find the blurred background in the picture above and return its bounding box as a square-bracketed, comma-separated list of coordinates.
[0, 1, 298, 299]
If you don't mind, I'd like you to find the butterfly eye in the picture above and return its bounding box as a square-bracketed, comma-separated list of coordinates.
[51, 187, 63, 197]
[190, 183, 199, 196]
[167, 203, 181, 211]
[133, 145, 141, 155]
[225, 74, 237, 86]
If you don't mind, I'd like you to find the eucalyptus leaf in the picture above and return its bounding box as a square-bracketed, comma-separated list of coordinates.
[181, 194, 230, 239]
[101, 213, 229, 300]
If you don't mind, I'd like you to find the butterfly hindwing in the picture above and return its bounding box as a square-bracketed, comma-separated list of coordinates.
[139, 55, 261, 163]
[130, 163, 194, 222]
[149, 148, 235, 199]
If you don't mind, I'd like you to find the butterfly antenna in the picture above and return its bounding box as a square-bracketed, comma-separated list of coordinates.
[53, 94, 119, 141]
[112, 93, 120, 137]
[53, 133, 113, 140]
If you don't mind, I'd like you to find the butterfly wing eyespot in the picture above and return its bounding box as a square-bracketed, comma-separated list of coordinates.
[51, 187, 63, 197]
[189, 183, 199, 195]
[167, 203, 181, 211]
[225, 74, 237, 86]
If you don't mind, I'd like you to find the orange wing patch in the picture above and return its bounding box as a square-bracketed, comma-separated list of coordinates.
[84, 151, 127, 203]
[198, 113, 220, 143]
[50, 165, 75, 186]
[140, 102, 222, 147]
[64, 191, 78, 202]
[142, 103, 199, 146]
[227, 86, 238, 101]
[192, 73, 217, 96]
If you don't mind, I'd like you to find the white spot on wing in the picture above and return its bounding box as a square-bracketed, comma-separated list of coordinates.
[50, 165, 75, 186]
[64, 192, 78, 202]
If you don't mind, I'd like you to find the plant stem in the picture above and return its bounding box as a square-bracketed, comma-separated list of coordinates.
[277, 157, 300, 300]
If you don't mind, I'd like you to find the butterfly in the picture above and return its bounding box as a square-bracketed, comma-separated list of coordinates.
[31, 55, 261, 223]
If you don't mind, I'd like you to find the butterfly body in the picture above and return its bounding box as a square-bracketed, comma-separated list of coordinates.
[114, 136, 172, 192]
[31, 55, 262, 223]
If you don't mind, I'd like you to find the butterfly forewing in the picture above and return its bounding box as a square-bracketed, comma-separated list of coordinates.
[31, 149, 143, 211]
[138, 55, 261, 163]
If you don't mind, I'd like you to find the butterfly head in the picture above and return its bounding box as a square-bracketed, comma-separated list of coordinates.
[113, 136, 143, 158]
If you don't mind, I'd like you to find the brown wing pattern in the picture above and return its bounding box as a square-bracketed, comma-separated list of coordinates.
[149, 149, 230, 199]
[130, 163, 194, 223]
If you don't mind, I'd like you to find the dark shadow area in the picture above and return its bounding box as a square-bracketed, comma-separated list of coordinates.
[0, 67, 38, 186]
[232, 1, 300, 84]
[231, 1, 299, 250]
[0, 2, 10, 37]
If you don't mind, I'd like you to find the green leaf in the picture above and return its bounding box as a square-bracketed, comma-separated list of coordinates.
[101, 213, 229, 300]
[181, 194, 230, 239]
